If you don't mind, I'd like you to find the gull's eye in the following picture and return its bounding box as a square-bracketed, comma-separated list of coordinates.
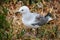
[21, 9, 24, 11]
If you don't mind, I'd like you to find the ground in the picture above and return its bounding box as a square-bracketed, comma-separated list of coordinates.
[1, 0, 60, 40]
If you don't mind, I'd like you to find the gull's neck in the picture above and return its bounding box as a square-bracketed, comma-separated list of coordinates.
[22, 11, 32, 22]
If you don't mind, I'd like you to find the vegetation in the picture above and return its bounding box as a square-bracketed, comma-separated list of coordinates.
[0, 0, 60, 40]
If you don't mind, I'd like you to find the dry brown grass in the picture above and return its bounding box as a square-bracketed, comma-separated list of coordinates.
[4, 0, 60, 40]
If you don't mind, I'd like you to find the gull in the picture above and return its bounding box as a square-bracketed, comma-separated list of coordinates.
[16, 6, 53, 28]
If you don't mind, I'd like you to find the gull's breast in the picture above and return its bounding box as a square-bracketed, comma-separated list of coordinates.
[21, 13, 40, 28]
[22, 17, 40, 28]
[22, 16, 37, 27]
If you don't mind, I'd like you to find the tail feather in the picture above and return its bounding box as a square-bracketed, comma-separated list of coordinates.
[45, 12, 52, 17]
[47, 16, 53, 22]
[45, 12, 53, 22]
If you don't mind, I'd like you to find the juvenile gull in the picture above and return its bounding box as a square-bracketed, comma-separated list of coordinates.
[16, 6, 53, 28]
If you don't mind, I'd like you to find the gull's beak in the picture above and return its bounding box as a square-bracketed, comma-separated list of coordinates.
[15, 11, 20, 16]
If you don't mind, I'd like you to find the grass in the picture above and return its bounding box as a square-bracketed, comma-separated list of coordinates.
[0, 0, 60, 40]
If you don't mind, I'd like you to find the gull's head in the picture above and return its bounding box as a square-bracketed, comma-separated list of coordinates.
[18, 6, 30, 14]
